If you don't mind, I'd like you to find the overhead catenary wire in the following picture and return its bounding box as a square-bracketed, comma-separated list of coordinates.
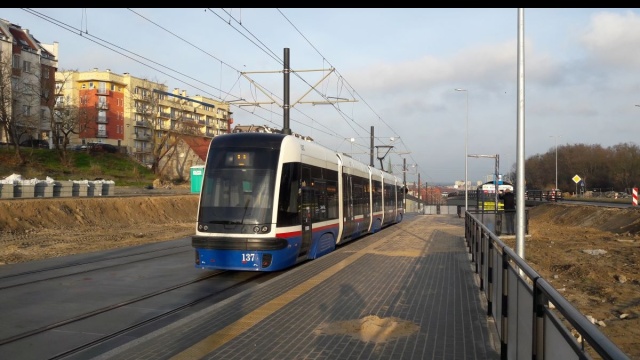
[20, 8, 339, 139]
[276, 8, 420, 173]
[21, 8, 423, 179]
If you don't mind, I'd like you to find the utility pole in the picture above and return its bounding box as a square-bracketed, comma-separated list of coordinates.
[232, 47, 357, 134]
[370, 126, 374, 167]
[403, 158, 407, 210]
[418, 173, 421, 211]
[282, 48, 291, 134]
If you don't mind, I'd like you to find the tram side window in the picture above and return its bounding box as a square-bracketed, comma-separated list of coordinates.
[362, 181, 372, 217]
[312, 180, 327, 221]
[326, 180, 338, 219]
[372, 180, 382, 212]
[342, 174, 352, 219]
[300, 166, 316, 223]
[397, 185, 404, 208]
[277, 162, 301, 227]
[295, 165, 340, 223]
[353, 183, 364, 217]
[384, 183, 395, 209]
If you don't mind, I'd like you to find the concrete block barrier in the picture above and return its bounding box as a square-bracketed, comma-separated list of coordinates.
[1, 175, 117, 199]
[102, 182, 114, 196]
[34, 183, 54, 197]
[57, 181, 74, 197]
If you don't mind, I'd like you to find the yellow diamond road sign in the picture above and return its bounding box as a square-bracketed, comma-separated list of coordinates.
[572, 175, 581, 184]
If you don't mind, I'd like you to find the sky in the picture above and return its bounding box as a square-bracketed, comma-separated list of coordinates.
[3, 8, 640, 186]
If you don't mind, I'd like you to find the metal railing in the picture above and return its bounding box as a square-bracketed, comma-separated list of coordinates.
[464, 210, 629, 360]
[525, 190, 562, 201]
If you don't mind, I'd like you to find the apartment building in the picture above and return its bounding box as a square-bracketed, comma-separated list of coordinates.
[0, 18, 58, 147]
[57, 68, 233, 175]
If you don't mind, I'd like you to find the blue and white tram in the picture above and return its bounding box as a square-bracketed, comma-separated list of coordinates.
[192, 132, 404, 271]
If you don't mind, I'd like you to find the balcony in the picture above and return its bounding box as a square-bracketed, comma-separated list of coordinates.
[97, 116, 108, 124]
[96, 103, 109, 110]
[96, 89, 110, 96]
[135, 133, 151, 141]
[134, 147, 151, 154]
[97, 130, 108, 138]
[158, 111, 171, 118]
[134, 121, 151, 128]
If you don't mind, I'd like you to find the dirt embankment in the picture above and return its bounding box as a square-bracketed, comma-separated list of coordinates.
[515, 203, 640, 358]
[0, 195, 199, 265]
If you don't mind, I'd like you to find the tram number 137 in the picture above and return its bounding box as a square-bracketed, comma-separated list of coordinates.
[242, 253, 258, 262]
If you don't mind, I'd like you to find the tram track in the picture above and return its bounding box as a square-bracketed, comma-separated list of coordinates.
[0, 245, 192, 289]
[0, 270, 226, 347]
[0, 237, 281, 359]
[48, 272, 277, 360]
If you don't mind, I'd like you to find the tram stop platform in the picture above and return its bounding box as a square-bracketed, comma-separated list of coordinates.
[96, 214, 501, 360]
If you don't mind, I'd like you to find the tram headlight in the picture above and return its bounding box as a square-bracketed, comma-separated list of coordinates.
[253, 225, 261, 233]
[261, 225, 269, 233]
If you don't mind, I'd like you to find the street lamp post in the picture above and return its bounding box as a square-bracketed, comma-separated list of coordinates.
[455, 88, 469, 212]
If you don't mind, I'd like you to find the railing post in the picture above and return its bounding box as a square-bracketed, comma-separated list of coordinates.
[487, 239, 494, 316]
[533, 278, 546, 360]
[479, 232, 485, 290]
[501, 250, 509, 360]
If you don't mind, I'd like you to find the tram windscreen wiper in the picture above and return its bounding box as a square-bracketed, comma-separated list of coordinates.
[240, 198, 250, 225]
[208, 220, 242, 224]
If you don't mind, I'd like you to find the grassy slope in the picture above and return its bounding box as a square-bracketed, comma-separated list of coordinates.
[0, 147, 158, 186]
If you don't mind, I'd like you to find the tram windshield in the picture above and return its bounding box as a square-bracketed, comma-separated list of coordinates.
[197, 148, 279, 232]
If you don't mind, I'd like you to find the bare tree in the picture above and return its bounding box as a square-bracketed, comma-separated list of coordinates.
[129, 80, 206, 178]
[0, 51, 41, 164]
[42, 70, 95, 166]
[0, 51, 13, 148]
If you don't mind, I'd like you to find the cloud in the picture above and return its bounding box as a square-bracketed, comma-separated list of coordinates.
[580, 11, 640, 69]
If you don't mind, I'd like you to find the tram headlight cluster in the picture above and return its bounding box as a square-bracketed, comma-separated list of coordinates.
[253, 225, 270, 233]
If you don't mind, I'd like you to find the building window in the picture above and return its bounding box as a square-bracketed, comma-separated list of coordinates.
[22, 105, 31, 116]
[22, 60, 31, 73]
[89, 82, 94, 89]
[81, 84, 86, 89]
[12, 55, 20, 69]
[111, 84, 115, 91]
[43, 70, 50, 79]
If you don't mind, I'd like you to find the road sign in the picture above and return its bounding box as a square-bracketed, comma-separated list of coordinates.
[572, 175, 581, 184]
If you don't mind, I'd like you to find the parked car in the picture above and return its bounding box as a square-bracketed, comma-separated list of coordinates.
[88, 142, 118, 153]
[19, 139, 49, 149]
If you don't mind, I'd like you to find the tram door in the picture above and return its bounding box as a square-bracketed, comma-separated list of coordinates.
[342, 174, 356, 240]
[300, 186, 313, 258]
